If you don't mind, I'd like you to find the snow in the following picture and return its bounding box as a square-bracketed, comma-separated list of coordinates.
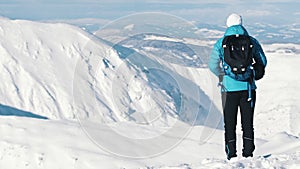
[124, 24, 135, 31]
[0, 18, 91, 120]
[144, 35, 183, 42]
[194, 28, 223, 39]
[1, 117, 300, 169]
[0, 18, 300, 168]
[142, 34, 213, 47]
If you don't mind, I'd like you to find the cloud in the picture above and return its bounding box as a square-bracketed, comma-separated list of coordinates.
[145, 0, 239, 4]
[294, 12, 300, 15]
[43, 18, 110, 25]
[0, 0, 299, 26]
[244, 10, 273, 17]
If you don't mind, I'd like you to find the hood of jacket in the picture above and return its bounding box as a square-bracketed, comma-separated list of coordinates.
[224, 25, 249, 36]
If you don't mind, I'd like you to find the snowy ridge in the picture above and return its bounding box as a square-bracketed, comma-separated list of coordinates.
[0, 18, 218, 126]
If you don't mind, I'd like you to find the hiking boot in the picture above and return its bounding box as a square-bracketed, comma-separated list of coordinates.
[242, 152, 253, 158]
[227, 153, 237, 160]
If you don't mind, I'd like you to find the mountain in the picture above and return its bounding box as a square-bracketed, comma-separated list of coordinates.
[0, 18, 90, 120]
[197, 22, 300, 44]
[0, 18, 300, 169]
[74, 20, 300, 45]
[0, 17, 220, 126]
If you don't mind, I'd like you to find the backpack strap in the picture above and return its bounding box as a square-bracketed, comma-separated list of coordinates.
[247, 75, 255, 108]
[217, 73, 227, 92]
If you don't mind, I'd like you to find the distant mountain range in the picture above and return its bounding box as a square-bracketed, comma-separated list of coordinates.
[74, 21, 300, 44]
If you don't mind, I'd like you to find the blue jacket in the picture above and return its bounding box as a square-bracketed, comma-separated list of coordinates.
[209, 25, 267, 92]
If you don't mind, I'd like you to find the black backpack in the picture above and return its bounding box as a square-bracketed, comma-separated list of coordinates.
[222, 34, 264, 81]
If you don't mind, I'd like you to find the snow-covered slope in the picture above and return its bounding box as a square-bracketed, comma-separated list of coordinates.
[0, 18, 300, 169]
[1, 116, 300, 169]
[0, 18, 91, 119]
[0, 18, 217, 127]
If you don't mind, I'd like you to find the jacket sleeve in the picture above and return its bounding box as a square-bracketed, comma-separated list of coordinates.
[251, 38, 267, 67]
[209, 39, 223, 76]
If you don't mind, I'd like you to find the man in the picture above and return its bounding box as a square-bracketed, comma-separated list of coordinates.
[209, 13, 267, 160]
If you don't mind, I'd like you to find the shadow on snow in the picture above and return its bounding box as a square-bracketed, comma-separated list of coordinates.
[0, 104, 48, 120]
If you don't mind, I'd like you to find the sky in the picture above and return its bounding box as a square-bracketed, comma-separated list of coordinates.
[0, 0, 299, 26]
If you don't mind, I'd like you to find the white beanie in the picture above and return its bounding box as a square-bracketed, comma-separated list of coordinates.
[226, 13, 242, 27]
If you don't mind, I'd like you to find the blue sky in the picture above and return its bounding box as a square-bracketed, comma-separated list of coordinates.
[0, 0, 299, 26]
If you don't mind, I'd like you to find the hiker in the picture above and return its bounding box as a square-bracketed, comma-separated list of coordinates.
[209, 13, 267, 160]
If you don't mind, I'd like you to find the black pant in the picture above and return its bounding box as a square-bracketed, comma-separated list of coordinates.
[222, 90, 256, 158]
